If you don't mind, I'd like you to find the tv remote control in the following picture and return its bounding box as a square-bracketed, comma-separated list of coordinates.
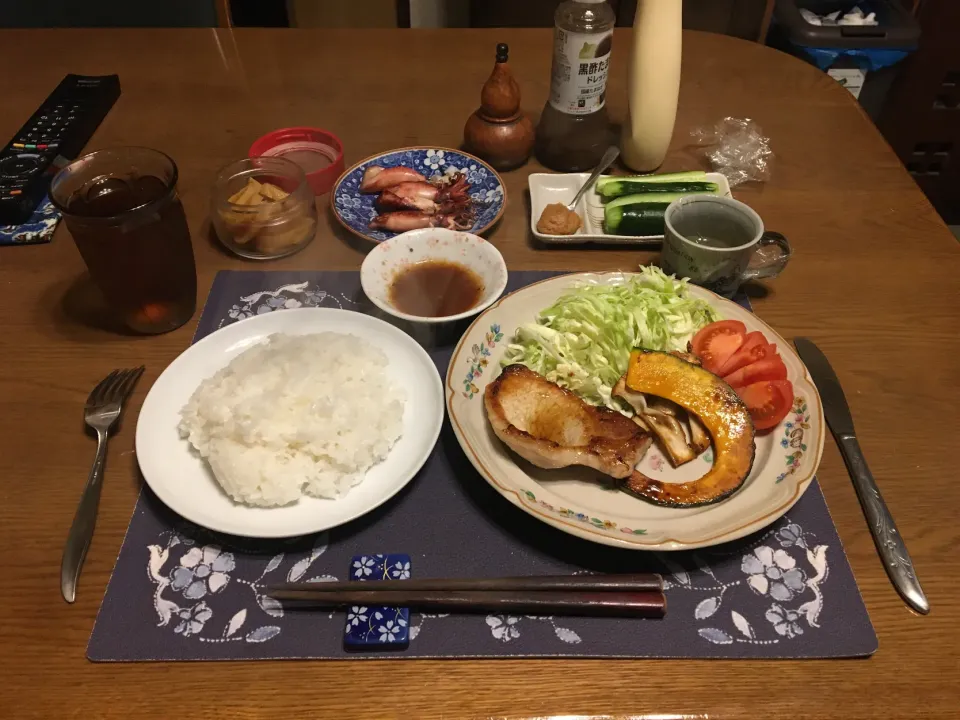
[0, 74, 121, 225]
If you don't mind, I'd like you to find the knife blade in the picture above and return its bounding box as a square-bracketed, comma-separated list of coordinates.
[794, 338, 929, 614]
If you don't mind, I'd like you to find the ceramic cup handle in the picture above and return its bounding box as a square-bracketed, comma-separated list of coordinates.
[742, 231, 792, 281]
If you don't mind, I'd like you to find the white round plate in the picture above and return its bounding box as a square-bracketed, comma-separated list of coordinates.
[446, 272, 825, 551]
[137, 308, 444, 538]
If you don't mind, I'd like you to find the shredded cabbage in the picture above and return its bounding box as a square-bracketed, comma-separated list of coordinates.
[501, 267, 719, 409]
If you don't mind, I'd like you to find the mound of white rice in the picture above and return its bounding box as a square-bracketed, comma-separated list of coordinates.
[178, 332, 405, 507]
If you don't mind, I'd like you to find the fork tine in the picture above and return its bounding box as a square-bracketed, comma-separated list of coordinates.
[115, 366, 145, 403]
[100, 368, 132, 404]
[87, 370, 119, 406]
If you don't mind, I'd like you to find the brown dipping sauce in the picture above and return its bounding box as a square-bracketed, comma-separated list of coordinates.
[389, 260, 484, 317]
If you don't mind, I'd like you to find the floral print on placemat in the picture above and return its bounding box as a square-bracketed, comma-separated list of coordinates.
[223, 281, 360, 326]
[664, 521, 829, 645]
[141, 512, 830, 649]
[148, 526, 337, 645]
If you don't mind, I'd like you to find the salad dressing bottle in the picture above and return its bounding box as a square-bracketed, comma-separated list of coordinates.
[620, 0, 682, 172]
[535, 0, 616, 171]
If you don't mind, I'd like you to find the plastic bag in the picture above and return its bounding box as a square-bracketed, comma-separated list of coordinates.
[691, 117, 773, 187]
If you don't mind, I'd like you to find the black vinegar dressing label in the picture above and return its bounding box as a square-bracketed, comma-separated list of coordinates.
[547, 28, 613, 115]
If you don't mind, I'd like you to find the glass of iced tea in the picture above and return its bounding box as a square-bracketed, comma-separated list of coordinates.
[50, 147, 197, 334]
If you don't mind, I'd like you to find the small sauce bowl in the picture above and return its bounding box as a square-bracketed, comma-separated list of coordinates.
[361, 228, 508, 324]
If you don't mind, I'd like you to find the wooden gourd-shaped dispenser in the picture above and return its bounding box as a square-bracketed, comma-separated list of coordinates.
[463, 43, 534, 171]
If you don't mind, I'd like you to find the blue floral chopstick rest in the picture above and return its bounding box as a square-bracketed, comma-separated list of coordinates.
[344, 553, 411, 650]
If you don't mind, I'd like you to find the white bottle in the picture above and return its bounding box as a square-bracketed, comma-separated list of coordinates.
[620, 0, 682, 172]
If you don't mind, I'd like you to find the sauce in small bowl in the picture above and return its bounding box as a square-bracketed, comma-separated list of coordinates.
[388, 260, 484, 318]
[361, 228, 508, 324]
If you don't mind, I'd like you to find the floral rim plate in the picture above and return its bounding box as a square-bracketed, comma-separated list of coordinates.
[446, 273, 825, 551]
[331, 146, 506, 243]
[136, 308, 444, 539]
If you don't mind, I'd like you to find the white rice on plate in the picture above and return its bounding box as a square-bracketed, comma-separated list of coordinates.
[178, 332, 405, 507]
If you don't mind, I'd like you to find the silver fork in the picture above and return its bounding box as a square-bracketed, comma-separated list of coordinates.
[61, 366, 145, 603]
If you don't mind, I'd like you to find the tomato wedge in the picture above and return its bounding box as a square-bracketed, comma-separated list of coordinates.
[738, 380, 794, 431]
[723, 354, 788, 389]
[691, 320, 747, 375]
[715, 331, 774, 376]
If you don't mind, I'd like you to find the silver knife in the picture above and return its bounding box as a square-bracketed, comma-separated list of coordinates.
[794, 338, 929, 614]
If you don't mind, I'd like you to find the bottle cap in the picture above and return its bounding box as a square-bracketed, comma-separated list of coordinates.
[249, 127, 345, 196]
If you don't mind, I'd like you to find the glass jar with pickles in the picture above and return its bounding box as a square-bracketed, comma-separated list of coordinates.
[211, 156, 318, 260]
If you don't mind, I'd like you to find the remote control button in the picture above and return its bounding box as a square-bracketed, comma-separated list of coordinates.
[12, 143, 24, 149]
[9, 190, 21, 196]
[0, 154, 41, 178]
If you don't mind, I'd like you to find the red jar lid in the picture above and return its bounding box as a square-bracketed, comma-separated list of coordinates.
[249, 127, 345, 196]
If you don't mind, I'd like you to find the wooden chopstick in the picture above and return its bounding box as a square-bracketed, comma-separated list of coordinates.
[268, 588, 666, 618]
[266, 573, 662, 596]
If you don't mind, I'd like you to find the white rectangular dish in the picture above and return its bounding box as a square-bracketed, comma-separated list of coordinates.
[528, 171, 732, 245]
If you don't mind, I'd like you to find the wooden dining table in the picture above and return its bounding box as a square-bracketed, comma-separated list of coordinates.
[1, 26, 958, 719]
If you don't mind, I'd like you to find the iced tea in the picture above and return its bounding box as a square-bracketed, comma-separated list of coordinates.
[51, 148, 197, 334]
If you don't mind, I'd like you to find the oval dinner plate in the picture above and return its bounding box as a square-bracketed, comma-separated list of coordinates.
[331, 146, 506, 243]
[136, 308, 444, 538]
[446, 273, 825, 551]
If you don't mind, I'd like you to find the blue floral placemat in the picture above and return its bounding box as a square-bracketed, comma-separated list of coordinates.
[0, 195, 60, 245]
[87, 271, 877, 661]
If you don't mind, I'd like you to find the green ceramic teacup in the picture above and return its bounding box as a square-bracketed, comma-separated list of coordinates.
[661, 195, 791, 298]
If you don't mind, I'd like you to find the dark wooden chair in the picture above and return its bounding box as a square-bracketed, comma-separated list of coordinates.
[878, 0, 960, 223]
[0, 0, 232, 28]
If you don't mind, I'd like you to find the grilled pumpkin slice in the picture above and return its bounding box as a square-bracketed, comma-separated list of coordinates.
[620, 350, 755, 507]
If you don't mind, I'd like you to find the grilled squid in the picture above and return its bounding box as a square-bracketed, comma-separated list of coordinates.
[368, 209, 474, 232]
[376, 175, 472, 215]
[361, 165, 476, 233]
[359, 165, 427, 193]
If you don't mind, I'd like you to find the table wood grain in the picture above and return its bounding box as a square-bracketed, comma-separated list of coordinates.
[1, 28, 958, 720]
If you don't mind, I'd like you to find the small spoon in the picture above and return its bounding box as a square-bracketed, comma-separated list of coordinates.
[567, 145, 620, 211]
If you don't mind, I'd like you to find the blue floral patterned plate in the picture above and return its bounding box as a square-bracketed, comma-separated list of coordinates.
[331, 147, 505, 243]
